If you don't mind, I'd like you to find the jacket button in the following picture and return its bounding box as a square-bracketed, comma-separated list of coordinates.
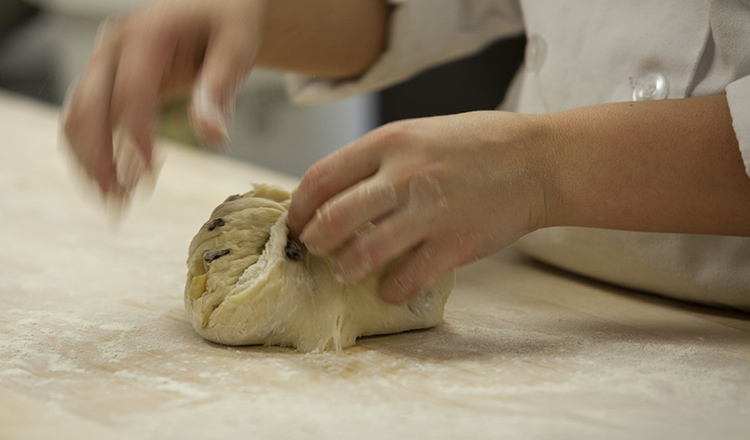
[525, 34, 547, 72]
[632, 73, 670, 101]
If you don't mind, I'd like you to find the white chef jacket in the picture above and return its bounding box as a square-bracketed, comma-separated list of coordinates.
[287, 0, 750, 312]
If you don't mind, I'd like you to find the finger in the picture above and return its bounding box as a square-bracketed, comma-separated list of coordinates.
[159, 37, 207, 101]
[110, 27, 176, 167]
[288, 137, 388, 237]
[329, 211, 424, 285]
[63, 45, 120, 194]
[113, 124, 152, 193]
[189, 25, 256, 149]
[300, 177, 399, 255]
[379, 241, 461, 304]
[93, 15, 116, 52]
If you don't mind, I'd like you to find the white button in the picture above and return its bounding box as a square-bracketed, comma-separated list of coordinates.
[525, 34, 547, 73]
[632, 73, 670, 101]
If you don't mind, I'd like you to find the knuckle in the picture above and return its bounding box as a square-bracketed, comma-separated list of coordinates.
[330, 144, 357, 164]
[376, 121, 412, 146]
[354, 236, 380, 266]
[367, 121, 417, 157]
[350, 242, 370, 265]
[301, 164, 329, 197]
[319, 203, 346, 233]
[386, 170, 411, 190]
[372, 229, 398, 263]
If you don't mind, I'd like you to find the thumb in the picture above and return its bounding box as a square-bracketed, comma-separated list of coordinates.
[190, 26, 258, 150]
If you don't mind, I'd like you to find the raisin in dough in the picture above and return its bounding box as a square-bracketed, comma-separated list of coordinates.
[184, 184, 454, 351]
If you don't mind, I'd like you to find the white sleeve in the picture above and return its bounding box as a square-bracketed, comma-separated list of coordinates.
[287, 0, 524, 104]
[726, 75, 750, 179]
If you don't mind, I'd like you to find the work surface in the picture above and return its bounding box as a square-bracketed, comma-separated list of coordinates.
[1, 92, 749, 440]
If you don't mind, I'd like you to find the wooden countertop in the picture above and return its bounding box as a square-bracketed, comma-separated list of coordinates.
[1, 92, 749, 440]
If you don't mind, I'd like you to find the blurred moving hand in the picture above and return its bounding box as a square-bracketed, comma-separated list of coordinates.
[62, 0, 268, 200]
[61, 0, 389, 205]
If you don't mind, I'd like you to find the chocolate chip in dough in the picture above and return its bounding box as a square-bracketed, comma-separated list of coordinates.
[204, 218, 225, 231]
[204, 249, 230, 263]
[224, 194, 242, 202]
[284, 237, 303, 261]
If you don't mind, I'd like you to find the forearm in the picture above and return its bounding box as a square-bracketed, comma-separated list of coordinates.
[545, 96, 750, 236]
[257, 0, 390, 78]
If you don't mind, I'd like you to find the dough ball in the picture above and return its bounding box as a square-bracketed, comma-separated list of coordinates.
[184, 184, 454, 351]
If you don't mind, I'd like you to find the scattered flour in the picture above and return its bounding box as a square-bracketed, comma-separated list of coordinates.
[0, 368, 31, 377]
[46, 353, 86, 374]
[100, 323, 136, 332]
[113, 370, 211, 400]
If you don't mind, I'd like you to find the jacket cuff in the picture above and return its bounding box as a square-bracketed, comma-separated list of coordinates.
[287, 0, 524, 104]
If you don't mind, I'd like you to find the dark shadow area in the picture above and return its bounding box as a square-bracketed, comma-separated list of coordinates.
[0, 1, 37, 39]
[380, 35, 526, 122]
[0, 2, 56, 104]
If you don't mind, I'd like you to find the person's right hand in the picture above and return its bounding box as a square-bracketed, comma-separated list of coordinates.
[62, 0, 268, 198]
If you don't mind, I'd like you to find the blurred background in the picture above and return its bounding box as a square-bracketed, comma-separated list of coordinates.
[0, 0, 524, 177]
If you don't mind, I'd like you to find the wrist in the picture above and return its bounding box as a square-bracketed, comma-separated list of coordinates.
[475, 110, 566, 233]
[534, 109, 589, 230]
[518, 112, 567, 231]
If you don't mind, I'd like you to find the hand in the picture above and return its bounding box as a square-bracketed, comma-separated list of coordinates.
[62, 0, 268, 198]
[288, 111, 555, 303]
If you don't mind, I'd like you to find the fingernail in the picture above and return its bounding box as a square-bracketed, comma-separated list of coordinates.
[202, 102, 228, 137]
[298, 229, 310, 245]
[93, 16, 112, 51]
[194, 85, 231, 149]
[298, 228, 320, 254]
